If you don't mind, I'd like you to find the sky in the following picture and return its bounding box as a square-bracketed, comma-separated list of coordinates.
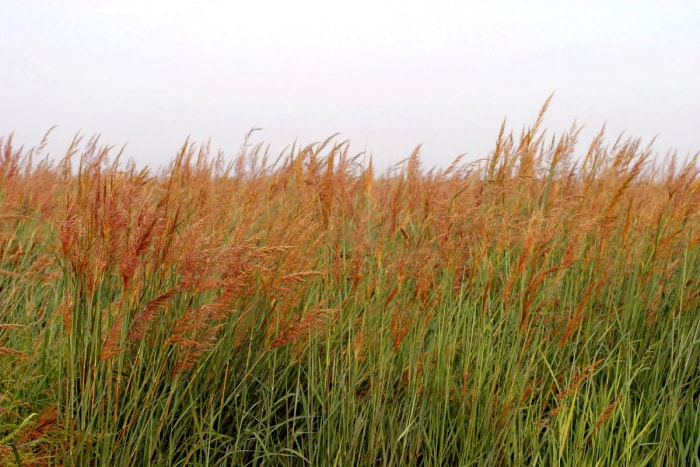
[2, 0, 699, 171]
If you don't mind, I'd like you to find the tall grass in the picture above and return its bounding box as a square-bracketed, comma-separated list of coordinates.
[1, 104, 699, 465]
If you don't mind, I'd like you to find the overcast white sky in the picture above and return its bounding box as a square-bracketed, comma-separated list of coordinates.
[2, 0, 699, 170]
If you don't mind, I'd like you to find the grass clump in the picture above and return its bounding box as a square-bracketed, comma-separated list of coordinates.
[1, 103, 699, 465]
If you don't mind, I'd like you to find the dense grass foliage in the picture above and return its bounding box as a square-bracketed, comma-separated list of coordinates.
[2, 107, 700, 465]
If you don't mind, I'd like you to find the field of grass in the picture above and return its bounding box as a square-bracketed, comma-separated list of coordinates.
[1, 105, 700, 465]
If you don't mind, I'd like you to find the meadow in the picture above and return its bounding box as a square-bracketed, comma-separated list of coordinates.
[1, 103, 699, 465]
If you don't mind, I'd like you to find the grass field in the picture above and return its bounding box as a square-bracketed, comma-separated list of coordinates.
[2, 104, 700, 465]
